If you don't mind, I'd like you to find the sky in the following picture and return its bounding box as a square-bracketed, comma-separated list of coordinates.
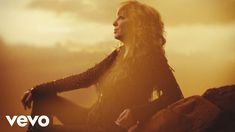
[0, 0, 235, 47]
[0, 0, 235, 96]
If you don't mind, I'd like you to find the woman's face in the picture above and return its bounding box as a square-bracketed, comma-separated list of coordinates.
[113, 9, 129, 42]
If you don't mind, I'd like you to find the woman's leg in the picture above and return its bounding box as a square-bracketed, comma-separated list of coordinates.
[28, 94, 89, 132]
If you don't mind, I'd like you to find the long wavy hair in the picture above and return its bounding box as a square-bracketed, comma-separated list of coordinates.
[119, 1, 166, 55]
[97, 1, 169, 103]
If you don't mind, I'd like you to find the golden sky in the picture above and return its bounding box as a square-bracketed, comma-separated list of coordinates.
[0, 0, 235, 47]
[0, 0, 235, 96]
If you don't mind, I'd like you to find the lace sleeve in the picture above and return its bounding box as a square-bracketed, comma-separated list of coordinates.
[32, 49, 118, 98]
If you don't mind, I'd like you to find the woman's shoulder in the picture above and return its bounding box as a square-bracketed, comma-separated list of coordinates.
[115, 45, 124, 52]
[109, 45, 123, 57]
[101, 46, 121, 63]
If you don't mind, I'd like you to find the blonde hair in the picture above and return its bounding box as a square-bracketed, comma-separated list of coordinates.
[119, 1, 166, 53]
[97, 1, 168, 102]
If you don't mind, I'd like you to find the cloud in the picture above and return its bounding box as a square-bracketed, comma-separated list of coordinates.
[26, 0, 235, 25]
[27, 0, 120, 24]
[151, 0, 235, 26]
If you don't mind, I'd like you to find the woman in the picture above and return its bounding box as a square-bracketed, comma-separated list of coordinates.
[22, 1, 183, 132]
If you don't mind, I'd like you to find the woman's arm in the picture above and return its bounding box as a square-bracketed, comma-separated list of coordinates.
[131, 91, 182, 123]
[131, 55, 183, 122]
[115, 56, 184, 128]
[31, 49, 118, 98]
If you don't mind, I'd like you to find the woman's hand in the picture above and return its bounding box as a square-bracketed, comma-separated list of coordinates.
[21, 88, 33, 110]
[115, 108, 137, 129]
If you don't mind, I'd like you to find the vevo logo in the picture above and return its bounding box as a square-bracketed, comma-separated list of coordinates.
[5, 115, 50, 127]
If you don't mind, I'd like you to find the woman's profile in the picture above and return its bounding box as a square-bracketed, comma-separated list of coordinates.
[22, 1, 183, 132]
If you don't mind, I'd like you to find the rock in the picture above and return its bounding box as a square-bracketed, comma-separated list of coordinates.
[202, 85, 235, 132]
[141, 96, 220, 132]
[203, 85, 235, 115]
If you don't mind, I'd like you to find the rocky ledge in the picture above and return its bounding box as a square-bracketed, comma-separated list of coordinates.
[137, 84, 235, 132]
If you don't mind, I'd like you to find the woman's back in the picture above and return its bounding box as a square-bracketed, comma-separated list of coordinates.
[90, 45, 182, 128]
